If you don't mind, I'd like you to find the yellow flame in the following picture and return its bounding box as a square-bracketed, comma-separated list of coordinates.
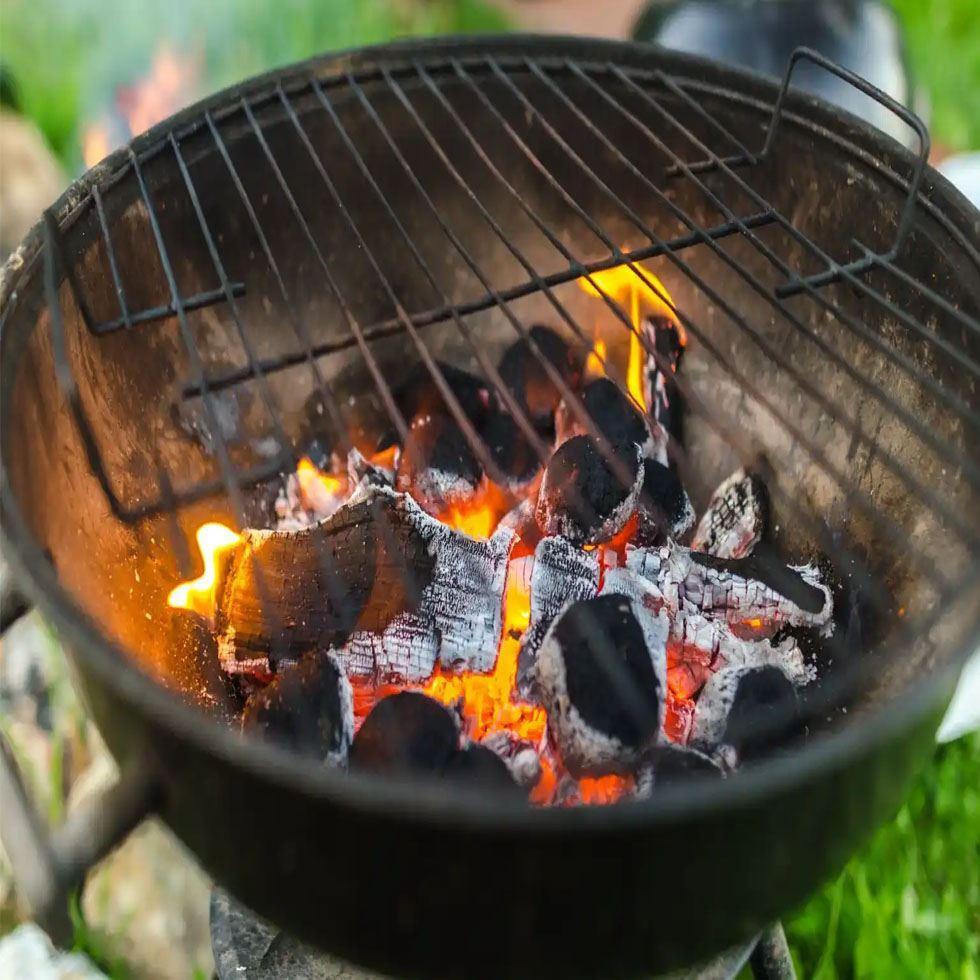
[167, 522, 242, 618]
[578, 265, 677, 410]
[585, 338, 607, 378]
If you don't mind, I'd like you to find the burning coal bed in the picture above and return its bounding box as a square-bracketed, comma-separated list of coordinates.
[170, 308, 834, 807]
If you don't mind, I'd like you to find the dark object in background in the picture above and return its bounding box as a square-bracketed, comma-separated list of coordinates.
[242, 654, 353, 765]
[349, 691, 459, 774]
[638, 743, 723, 792]
[633, 0, 915, 149]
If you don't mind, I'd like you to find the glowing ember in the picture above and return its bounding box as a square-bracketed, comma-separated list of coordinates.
[81, 43, 200, 168]
[296, 455, 347, 513]
[577, 773, 635, 806]
[578, 265, 679, 410]
[167, 522, 241, 619]
[422, 557, 546, 744]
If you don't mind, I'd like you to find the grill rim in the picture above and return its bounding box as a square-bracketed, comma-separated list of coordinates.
[1, 32, 979, 830]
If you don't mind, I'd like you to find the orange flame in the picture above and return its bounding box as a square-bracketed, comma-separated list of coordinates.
[167, 522, 242, 619]
[296, 455, 347, 513]
[578, 773, 635, 805]
[81, 43, 199, 168]
[578, 265, 678, 410]
[422, 558, 547, 746]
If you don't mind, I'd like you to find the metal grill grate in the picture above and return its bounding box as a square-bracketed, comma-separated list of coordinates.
[31, 43, 980, 715]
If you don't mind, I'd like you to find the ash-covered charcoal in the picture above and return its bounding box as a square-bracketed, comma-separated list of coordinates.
[216, 486, 436, 677]
[635, 743, 723, 795]
[556, 377, 662, 462]
[535, 436, 643, 545]
[442, 743, 524, 796]
[349, 691, 460, 775]
[690, 664, 805, 762]
[538, 593, 667, 777]
[481, 731, 543, 790]
[481, 409, 541, 492]
[641, 314, 685, 443]
[346, 447, 394, 490]
[242, 652, 353, 765]
[626, 541, 833, 639]
[395, 412, 483, 517]
[691, 469, 769, 559]
[635, 459, 695, 546]
[517, 535, 600, 699]
[338, 498, 514, 682]
[497, 324, 583, 432]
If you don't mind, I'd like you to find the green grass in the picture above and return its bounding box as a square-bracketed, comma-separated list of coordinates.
[785, 733, 980, 978]
[890, 0, 980, 152]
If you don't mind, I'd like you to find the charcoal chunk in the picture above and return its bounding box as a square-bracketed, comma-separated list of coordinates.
[498, 325, 582, 431]
[722, 665, 804, 762]
[538, 594, 666, 776]
[242, 653, 353, 765]
[397, 360, 491, 431]
[442, 744, 523, 796]
[349, 691, 459, 775]
[557, 377, 655, 460]
[481, 409, 540, 489]
[636, 743, 722, 795]
[636, 459, 695, 545]
[692, 469, 769, 559]
[396, 412, 483, 516]
[481, 731, 543, 790]
[535, 435, 643, 545]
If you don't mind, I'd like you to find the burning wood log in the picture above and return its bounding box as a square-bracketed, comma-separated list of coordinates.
[690, 663, 806, 761]
[498, 324, 583, 432]
[535, 436, 644, 545]
[396, 411, 483, 517]
[517, 535, 600, 699]
[336, 497, 513, 682]
[635, 459, 695, 546]
[215, 486, 512, 683]
[626, 541, 833, 639]
[242, 652, 354, 766]
[349, 691, 460, 774]
[641, 314, 685, 444]
[691, 469, 769, 559]
[216, 487, 436, 677]
[537, 592, 668, 777]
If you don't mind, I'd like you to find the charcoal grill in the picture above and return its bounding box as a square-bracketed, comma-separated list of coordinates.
[1, 35, 978, 979]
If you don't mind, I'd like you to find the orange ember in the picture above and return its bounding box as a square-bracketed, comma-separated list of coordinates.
[577, 773, 635, 805]
[578, 264, 680, 410]
[422, 558, 546, 745]
[167, 522, 241, 619]
[438, 479, 512, 540]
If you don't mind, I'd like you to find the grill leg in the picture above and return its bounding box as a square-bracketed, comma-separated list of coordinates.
[750, 922, 796, 980]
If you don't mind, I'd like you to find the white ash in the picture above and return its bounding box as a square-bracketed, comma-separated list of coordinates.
[625, 541, 833, 637]
[689, 650, 809, 752]
[691, 469, 767, 559]
[517, 536, 600, 697]
[481, 731, 543, 789]
[347, 446, 396, 488]
[334, 489, 513, 682]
